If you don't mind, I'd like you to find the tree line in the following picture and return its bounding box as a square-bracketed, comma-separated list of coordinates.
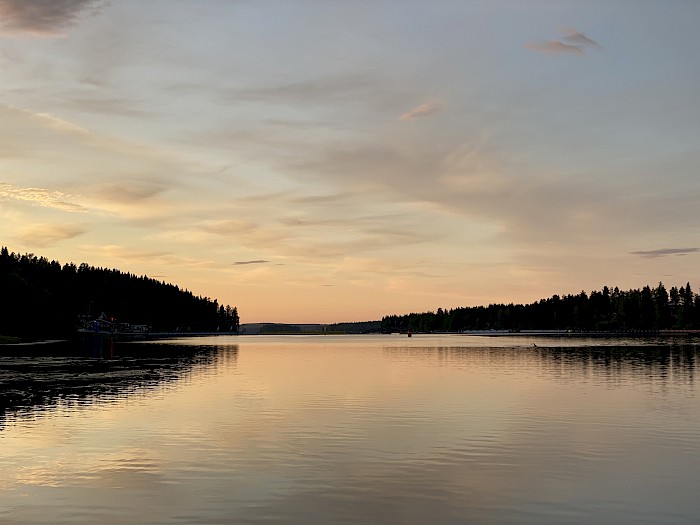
[0, 247, 239, 339]
[381, 283, 700, 333]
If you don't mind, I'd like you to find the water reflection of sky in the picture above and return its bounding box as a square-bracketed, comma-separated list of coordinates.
[1, 336, 700, 524]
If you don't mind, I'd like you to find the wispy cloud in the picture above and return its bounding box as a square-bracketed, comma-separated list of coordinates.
[526, 40, 585, 56]
[92, 181, 168, 204]
[287, 137, 644, 251]
[81, 244, 222, 269]
[233, 260, 270, 266]
[19, 223, 87, 247]
[66, 97, 152, 117]
[0, 182, 86, 211]
[16, 107, 89, 134]
[630, 247, 699, 258]
[200, 219, 258, 236]
[399, 101, 443, 121]
[561, 27, 601, 48]
[76, 179, 182, 225]
[526, 27, 600, 56]
[230, 74, 375, 105]
[0, 0, 104, 35]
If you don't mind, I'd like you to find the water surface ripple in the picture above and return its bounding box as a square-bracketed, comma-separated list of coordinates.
[1, 334, 700, 524]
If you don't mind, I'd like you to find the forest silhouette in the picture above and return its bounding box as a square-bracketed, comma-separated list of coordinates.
[0, 247, 238, 340]
[381, 283, 699, 333]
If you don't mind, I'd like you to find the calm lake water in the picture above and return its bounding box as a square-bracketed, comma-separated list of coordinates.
[2, 334, 700, 524]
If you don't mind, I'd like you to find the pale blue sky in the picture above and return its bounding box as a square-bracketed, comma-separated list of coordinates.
[1, 0, 698, 322]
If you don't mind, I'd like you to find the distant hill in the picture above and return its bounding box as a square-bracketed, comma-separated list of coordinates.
[241, 321, 381, 335]
[326, 320, 382, 333]
[240, 323, 323, 335]
[0, 247, 239, 340]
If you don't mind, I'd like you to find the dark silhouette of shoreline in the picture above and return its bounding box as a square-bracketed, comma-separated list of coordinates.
[0, 247, 239, 341]
[382, 283, 699, 334]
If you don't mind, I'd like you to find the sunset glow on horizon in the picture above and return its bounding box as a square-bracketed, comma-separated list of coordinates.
[1, 1, 698, 323]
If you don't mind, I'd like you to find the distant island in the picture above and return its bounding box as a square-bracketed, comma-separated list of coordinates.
[0, 247, 239, 341]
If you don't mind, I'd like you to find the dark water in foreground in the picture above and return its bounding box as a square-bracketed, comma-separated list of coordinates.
[2, 335, 700, 524]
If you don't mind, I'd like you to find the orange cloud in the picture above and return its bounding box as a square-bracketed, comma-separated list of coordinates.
[19, 223, 88, 247]
[399, 101, 443, 121]
[526, 40, 585, 56]
[0, 183, 86, 211]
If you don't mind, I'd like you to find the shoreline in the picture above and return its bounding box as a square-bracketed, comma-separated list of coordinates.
[2, 329, 700, 349]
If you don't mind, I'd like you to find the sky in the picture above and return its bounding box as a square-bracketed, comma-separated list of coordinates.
[1, 0, 699, 324]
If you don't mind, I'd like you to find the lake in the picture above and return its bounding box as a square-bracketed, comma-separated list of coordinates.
[2, 334, 700, 524]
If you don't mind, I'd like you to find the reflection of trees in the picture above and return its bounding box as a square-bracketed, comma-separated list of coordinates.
[383, 345, 698, 388]
[0, 342, 238, 429]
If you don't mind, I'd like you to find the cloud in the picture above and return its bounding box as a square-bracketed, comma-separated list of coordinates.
[630, 248, 699, 258]
[65, 97, 153, 118]
[526, 40, 585, 56]
[81, 244, 223, 269]
[16, 107, 89, 134]
[526, 27, 600, 56]
[176, 189, 436, 267]
[561, 27, 601, 48]
[230, 74, 376, 105]
[287, 137, 648, 253]
[92, 181, 168, 203]
[200, 219, 258, 236]
[233, 260, 270, 266]
[19, 223, 88, 247]
[0, 182, 86, 211]
[0, 0, 104, 35]
[399, 101, 443, 121]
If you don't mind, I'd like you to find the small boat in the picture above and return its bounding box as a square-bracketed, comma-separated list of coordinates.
[78, 313, 150, 340]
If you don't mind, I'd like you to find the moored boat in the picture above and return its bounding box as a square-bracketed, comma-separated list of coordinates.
[78, 313, 150, 340]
